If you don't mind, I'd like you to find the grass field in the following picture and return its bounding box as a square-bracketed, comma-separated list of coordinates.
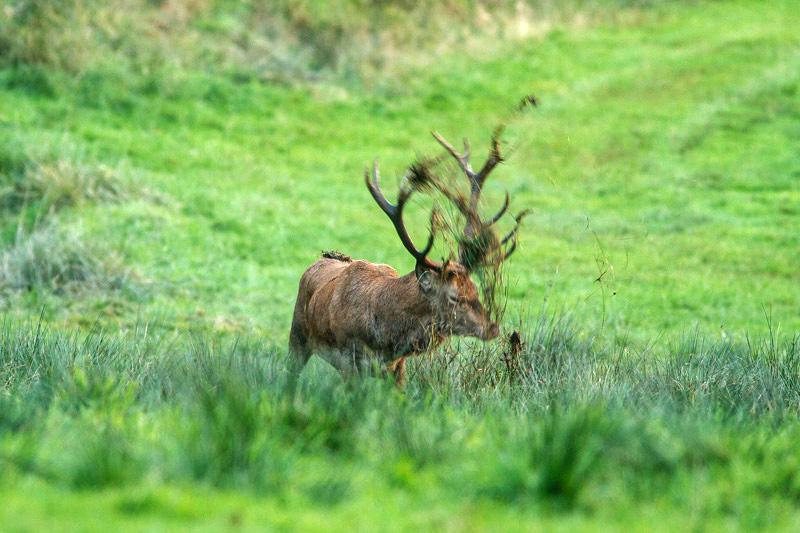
[1, 0, 800, 530]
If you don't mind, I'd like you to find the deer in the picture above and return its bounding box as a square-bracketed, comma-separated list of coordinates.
[289, 129, 525, 384]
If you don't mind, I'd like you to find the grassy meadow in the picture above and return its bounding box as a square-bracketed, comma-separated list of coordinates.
[1, 0, 799, 530]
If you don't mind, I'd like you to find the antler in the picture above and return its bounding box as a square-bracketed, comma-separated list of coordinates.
[490, 208, 530, 263]
[431, 127, 524, 267]
[431, 127, 504, 230]
[365, 160, 440, 272]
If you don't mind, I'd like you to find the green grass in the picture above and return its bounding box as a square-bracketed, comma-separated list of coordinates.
[2, 317, 800, 530]
[2, 0, 800, 529]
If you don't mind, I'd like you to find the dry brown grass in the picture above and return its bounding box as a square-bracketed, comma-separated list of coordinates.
[1, 1, 643, 83]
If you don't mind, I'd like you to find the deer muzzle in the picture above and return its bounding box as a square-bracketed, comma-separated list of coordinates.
[482, 322, 500, 341]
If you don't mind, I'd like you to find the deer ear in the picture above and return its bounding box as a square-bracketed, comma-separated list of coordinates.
[416, 266, 436, 293]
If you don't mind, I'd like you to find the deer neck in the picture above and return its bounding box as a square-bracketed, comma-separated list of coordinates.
[374, 271, 440, 354]
[383, 271, 432, 317]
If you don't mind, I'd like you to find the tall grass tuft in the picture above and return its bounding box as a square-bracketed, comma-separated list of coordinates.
[0, 131, 134, 214]
[176, 339, 291, 491]
[0, 224, 134, 296]
[21, 159, 126, 210]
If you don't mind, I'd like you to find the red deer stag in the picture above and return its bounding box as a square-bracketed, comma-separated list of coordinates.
[289, 130, 524, 383]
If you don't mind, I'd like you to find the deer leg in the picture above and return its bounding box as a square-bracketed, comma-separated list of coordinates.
[288, 320, 311, 370]
[387, 356, 408, 388]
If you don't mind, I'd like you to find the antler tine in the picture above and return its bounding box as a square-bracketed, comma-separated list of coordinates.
[500, 209, 531, 247]
[365, 160, 439, 271]
[479, 230, 520, 267]
[432, 131, 473, 178]
[486, 191, 510, 226]
[473, 126, 505, 198]
[483, 210, 528, 266]
[365, 160, 396, 216]
[497, 236, 518, 262]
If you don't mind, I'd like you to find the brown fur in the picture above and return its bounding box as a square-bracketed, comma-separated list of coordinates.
[289, 257, 498, 378]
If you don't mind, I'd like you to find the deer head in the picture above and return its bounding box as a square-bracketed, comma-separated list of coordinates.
[365, 127, 524, 343]
[419, 259, 500, 341]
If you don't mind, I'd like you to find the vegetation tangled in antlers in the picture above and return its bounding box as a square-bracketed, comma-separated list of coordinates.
[399, 120, 533, 321]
